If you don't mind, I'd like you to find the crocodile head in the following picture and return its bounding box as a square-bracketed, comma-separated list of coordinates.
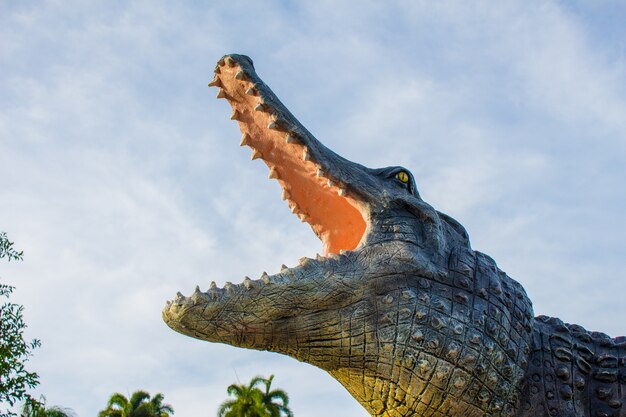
[163, 54, 535, 417]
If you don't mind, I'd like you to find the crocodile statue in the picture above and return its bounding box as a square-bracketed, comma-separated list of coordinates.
[163, 54, 626, 417]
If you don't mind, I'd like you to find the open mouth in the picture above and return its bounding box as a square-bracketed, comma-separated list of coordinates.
[211, 55, 369, 256]
[164, 54, 372, 311]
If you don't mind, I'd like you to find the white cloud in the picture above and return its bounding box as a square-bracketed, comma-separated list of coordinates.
[1, 1, 625, 416]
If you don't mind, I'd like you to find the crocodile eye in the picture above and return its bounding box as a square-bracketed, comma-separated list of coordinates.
[396, 171, 409, 184]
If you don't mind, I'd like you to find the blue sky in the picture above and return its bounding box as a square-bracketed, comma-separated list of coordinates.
[1, 1, 625, 416]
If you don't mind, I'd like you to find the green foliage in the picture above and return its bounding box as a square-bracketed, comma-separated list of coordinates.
[0, 233, 40, 417]
[217, 375, 293, 417]
[258, 376, 292, 417]
[21, 395, 75, 417]
[98, 390, 174, 417]
[0, 233, 23, 262]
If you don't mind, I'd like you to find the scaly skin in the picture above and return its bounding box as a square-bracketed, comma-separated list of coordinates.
[163, 54, 626, 417]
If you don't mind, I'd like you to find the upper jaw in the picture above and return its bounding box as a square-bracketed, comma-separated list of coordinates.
[211, 54, 378, 198]
[209, 54, 389, 255]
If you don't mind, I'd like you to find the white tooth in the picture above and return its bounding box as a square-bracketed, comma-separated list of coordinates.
[191, 286, 207, 301]
[243, 276, 254, 289]
[290, 204, 298, 214]
[340, 249, 349, 255]
[245, 87, 256, 96]
[303, 149, 310, 161]
[210, 281, 217, 290]
[281, 264, 288, 271]
[225, 56, 234, 66]
[240, 133, 250, 146]
[235, 70, 245, 80]
[316, 169, 324, 177]
[268, 120, 279, 130]
[254, 103, 265, 111]
[298, 213, 307, 222]
[230, 109, 242, 121]
[268, 167, 279, 179]
[286, 134, 296, 144]
[316, 253, 324, 261]
[299, 257, 311, 266]
[327, 179, 335, 187]
[251, 149, 262, 160]
[281, 189, 290, 201]
[216, 89, 227, 99]
[338, 188, 347, 196]
[224, 282, 234, 293]
[208, 76, 221, 87]
[261, 272, 271, 284]
[329, 253, 340, 260]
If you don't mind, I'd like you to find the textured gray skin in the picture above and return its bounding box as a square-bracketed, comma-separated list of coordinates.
[163, 54, 626, 417]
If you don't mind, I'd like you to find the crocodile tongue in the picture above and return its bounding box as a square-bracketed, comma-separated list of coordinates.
[210, 54, 369, 255]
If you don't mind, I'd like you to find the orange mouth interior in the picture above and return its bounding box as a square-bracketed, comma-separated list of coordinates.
[216, 62, 367, 255]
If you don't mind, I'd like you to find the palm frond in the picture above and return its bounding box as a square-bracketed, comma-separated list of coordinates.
[129, 390, 151, 410]
[226, 383, 245, 397]
[106, 393, 129, 408]
[98, 409, 124, 417]
[46, 407, 77, 417]
[248, 375, 268, 390]
[217, 399, 237, 417]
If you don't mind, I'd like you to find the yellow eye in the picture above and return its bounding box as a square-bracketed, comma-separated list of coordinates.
[396, 171, 409, 184]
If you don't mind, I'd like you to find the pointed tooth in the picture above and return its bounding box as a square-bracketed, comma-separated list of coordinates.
[268, 120, 279, 130]
[268, 167, 279, 179]
[235, 70, 245, 80]
[225, 56, 235, 66]
[165, 300, 172, 307]
[338, 187, 347, 196]
[208, 76, 222, 88]
[224, 282, 234, 293]
[251, 149, 262, 160]
[210, 281, 217, 290]
[176, 292, 184, 300]
[216, 88, 227, 99]
[218, 57, 226, 66]
[286, 134, 297, 144]
[243, 276, 254, 289]
[299, 257, 312, 266]
[191, 286, 207, 302]
[254, 103, 265, 111]
[327, 179, 334, 187]
[230, 109, 243, 121]
[290, 204, 298, 214]
[240, 133, 251, 146]
[261, 272, 271, 284]
[245, 87, 257, 96]
[298, 213, 308, 222]
[281, 189, 290, 201]
[340, 249, 350, 255]
[329, 253, 340, 260]
[316, 253, 324, 261]
[316, 169, 324, 177]
[281, 264, 289, 271]
[303, 149, 310, 161]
